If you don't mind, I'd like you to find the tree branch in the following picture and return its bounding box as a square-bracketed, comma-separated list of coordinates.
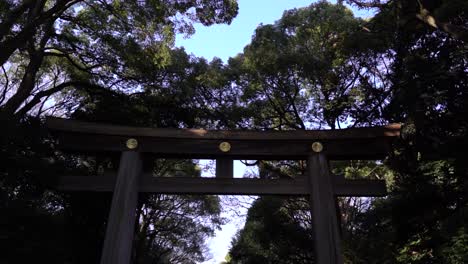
[0, 0, 80, 66]
[346, 0, 390, 9]
[14, 80, 104, 118]
[415, 6, 468, 42]
[0, 65, 9, 105]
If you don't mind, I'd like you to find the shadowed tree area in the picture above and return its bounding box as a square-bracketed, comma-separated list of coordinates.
[227, 1, 468, 263]
[0, 1, 237, 263]
[229, 197, 314, 264]
[1, 0, 467, 263]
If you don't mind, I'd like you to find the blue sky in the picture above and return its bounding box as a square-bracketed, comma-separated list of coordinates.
[176, 0, 316, 63]
[176, 0, 372, 63]
[175, 1, 371, 263]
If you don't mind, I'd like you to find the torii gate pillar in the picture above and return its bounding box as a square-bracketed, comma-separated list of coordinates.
[100, 151, 142, 264]
[308, 150, 343, 264]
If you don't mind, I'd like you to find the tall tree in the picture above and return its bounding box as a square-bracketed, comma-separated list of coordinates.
[228, 1, 468, 263]
[229, 1, 389, 130]
[0, 0, 238, 120]
[229, 196, 314, 264]
[1, 2, 239, 262]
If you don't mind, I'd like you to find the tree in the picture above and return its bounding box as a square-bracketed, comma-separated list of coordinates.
[0, 0, 238, 120]
[1, 3, 240, 260]
[134, 193, 224, 263]
[229, 196, 314, 264]
[228, 1, 390, 130]
[339, 0, 468, 262]
[344, 0, 468, 42]
[227, 1, 467, 263]
[2, 0, 467, 263]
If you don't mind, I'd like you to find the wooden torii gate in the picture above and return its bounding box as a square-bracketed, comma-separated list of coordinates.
[46, 117, 400, 264]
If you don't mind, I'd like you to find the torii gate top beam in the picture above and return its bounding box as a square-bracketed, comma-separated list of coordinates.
[46, 117, 400, 160]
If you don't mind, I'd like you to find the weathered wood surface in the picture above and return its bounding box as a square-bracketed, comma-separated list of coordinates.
[56, 174, 387, 196]
[308, 153, 344, 264]
[100, 152, 142, 264]
[46, 117, 400, 160]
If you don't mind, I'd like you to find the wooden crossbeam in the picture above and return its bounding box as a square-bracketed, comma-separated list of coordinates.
[56, 175, 387, 196]
[46, 117, 400, 160]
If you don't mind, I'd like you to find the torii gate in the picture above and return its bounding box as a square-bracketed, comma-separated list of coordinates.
[46, 117, 400, 264]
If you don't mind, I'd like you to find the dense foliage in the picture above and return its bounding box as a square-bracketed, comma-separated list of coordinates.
[0, 1, 237, 263]
[1, 0, 467, 263]
[228, 1, 468, 263]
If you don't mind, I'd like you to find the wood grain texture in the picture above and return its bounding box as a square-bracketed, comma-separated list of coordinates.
[100, 152, 142, 264]
[308, 153, 344, 264]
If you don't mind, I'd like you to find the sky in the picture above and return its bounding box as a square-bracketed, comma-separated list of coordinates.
[176, 0, 316, 63]
[176, 0, 372, 63]
[175, 1, 370, 263]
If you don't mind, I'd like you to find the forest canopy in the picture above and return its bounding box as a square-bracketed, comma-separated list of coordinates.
[1, 0, 467, 263]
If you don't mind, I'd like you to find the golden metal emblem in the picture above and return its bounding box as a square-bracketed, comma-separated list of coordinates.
[126, 138, 138, 149]
[311, 142, 323, 153]
[219, 141, 231, 152]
